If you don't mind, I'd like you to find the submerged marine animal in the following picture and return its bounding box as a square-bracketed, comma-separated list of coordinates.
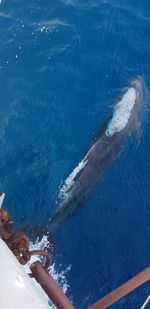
[46, 77, 144, 233]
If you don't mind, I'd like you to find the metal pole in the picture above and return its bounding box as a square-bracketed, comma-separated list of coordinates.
[31, 261, 75, 309]
[87, 267, 150, 309]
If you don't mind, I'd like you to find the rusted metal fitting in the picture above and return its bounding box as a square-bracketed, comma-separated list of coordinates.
[0, 208, 12, 224]
[29, 250, 51, 270]
[31, 261, 75, 309]
[0, 206, 52, 272]
[0, 208, 14, 240]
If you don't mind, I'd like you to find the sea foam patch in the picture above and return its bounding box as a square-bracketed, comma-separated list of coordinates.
[24, 236, 71, 309]
[59, 159, 88, 199]
[105, 87, 136, 137]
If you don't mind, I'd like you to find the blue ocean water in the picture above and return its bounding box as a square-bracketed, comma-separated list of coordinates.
[0, 0, 150, 308]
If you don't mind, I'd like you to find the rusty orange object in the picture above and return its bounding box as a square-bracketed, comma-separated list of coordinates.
[0, 208, 14, 240]
[0, 207, 52, 271]
[87, 267, 150, 309]
[31, 261, 75, 309]
[29, 249, 51, 269]
[0, 208, 13, 228]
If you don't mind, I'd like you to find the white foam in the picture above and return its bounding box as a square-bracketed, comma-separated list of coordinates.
[105, 87, 136, 137]
[37, 19, 71, 33]
[24, 236, 71, 309]
[59, 159, 88, 199]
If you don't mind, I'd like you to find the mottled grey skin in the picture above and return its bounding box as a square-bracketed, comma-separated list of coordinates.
[47, 78, 144, 233]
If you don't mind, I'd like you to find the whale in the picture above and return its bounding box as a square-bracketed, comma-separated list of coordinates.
[22, 77, 145, 239]
[45, 77, 144, 234]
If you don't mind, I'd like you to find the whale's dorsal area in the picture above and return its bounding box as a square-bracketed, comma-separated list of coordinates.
[59, 159, 88, 199]
[47, 78, 144, 233]
[105, 87, 136, 137]
[58, 87, 137, 199]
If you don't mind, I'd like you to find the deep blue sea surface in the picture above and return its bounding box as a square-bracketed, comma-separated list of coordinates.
[0, 0, 150, 308]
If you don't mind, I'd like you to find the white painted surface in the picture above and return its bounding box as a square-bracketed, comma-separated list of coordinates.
[0, 193, 5, 208]
[0, 239, 50, 309]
